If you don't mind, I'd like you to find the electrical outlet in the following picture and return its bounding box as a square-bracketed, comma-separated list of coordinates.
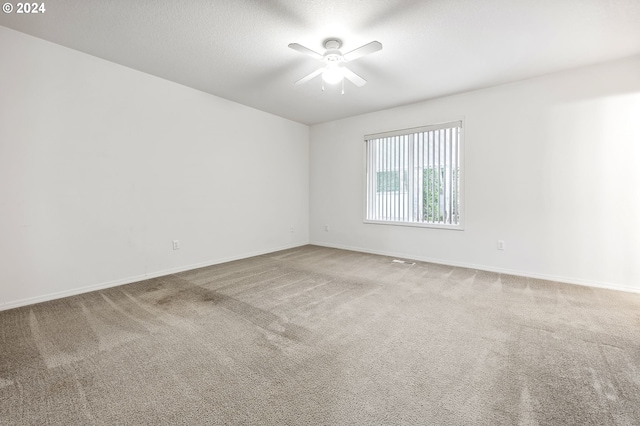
[290, 226, 295, 233]
[172, 240, 180, 250]
[497, 240, 505, 250]
[324, 225, 329, 232]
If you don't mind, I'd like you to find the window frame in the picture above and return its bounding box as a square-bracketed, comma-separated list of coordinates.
[362, 120, 465, 230]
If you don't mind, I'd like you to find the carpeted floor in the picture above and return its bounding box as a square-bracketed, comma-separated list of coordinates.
[1, 245, 639, 425]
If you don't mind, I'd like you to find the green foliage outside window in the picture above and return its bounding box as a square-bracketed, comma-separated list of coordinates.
[423, 168, 442, 222]
[423, 167, 459, 222]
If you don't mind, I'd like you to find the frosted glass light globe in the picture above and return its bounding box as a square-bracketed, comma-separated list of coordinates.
[322, 65, 344, 84]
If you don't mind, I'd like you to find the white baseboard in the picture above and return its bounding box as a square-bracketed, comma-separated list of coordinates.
[0, 242, 308, 312]
[309, 240, 640, 294]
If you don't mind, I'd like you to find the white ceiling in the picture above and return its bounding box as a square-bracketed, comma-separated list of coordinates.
[2, 0, 640, 125]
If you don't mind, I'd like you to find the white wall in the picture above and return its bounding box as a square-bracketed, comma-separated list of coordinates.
[310, 55, 640, 292]
[0, 27, 309, 309]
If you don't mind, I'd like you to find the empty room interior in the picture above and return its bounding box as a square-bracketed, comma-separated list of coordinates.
[2, 1, 640, 424]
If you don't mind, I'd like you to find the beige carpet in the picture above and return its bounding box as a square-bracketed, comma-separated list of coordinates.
[1, 245, 639, 425]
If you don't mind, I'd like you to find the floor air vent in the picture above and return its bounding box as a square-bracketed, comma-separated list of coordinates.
[392, 259, 415, 265]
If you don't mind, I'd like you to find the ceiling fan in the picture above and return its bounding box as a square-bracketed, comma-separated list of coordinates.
[288, 39, 382, 92]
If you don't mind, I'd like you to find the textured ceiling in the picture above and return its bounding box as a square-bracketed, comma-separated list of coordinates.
[2, 0, 640, 125]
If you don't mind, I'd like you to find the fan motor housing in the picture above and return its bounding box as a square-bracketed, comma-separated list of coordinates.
[324, 52, 343, 62]
[323, 39, 343, 62]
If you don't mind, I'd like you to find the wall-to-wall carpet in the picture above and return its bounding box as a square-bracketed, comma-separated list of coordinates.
[1, 245, 639, 424]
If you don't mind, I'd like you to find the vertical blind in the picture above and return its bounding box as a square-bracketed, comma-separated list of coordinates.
[365, 121, 462, 227]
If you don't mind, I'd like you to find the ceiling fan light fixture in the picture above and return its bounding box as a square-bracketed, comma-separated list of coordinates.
[289, 38, 382, 88]
[322, 64, 344, 84]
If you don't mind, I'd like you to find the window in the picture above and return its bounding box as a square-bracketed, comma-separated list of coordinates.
[365, 121, 463, 228]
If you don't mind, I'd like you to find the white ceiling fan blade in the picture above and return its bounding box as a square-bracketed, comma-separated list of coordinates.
[294, 68, 323, 85]
[343, 41, 382, 62]
[288, 43, 323, 60]
[342, 67, 367, 87]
